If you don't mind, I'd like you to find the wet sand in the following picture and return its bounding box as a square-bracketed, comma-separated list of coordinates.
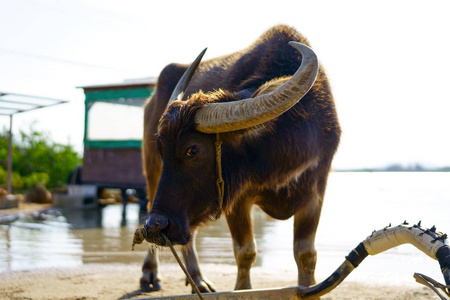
[0, 262, 437, 300]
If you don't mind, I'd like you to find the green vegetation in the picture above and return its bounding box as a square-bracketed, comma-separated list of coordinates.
[0, 126, 81, 193]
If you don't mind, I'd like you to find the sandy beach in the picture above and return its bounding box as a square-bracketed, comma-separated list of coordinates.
[0, 262, 439, 300]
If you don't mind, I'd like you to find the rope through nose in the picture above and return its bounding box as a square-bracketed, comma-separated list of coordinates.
[160, 233, 205, 300]
[214, 133, 224, 219]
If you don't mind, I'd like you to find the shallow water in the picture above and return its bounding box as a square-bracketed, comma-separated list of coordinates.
[1, 172, 449, 286]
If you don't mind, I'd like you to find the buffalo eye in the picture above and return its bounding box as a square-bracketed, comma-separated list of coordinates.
[186, 145, 198, 158]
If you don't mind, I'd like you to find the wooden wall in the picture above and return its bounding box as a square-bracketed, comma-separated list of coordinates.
[82, 148, 145, 187]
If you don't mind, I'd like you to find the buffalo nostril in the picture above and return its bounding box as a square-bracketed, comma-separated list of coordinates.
[145, 214, 169, 233]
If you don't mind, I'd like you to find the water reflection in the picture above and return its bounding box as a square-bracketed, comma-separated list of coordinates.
[0, 204, 146, 272]
[0, 213, 83, 271]
[0, 201, 278, 272]
[1, 172, 449, 286]
[196, 208, 295, 268]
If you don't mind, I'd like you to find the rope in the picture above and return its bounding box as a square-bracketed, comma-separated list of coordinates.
[141, 134, 224, 298]
[214, 133, 224, 219]
[161, 233, 205, 300]
[158, 134, 223, 299]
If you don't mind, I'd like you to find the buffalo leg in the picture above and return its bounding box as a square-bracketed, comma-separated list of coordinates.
[140, 245, 161, 291]
[226, 198, 256, 290]
[293, 196, 322, 288]
[182, 231, 216, 293]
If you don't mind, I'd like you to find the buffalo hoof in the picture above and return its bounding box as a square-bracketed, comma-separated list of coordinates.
[187, 276, 216, 293]
[140, 279, 161, 292]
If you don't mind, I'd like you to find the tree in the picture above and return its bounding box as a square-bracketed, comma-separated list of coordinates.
[0, 126, 81, 192]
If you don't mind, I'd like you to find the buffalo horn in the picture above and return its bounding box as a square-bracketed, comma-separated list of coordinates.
[195, 42, 318, 133]
[167, 48, 207, 105]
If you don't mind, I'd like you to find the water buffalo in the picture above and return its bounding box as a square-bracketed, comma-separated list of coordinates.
[140, 24, 340, 292]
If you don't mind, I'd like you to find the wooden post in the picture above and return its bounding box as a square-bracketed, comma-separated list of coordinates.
[7, 114, 12, 194]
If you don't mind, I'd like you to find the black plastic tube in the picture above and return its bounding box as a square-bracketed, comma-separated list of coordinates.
[436, 245, 450, 288]
[298, 243, 368, 299]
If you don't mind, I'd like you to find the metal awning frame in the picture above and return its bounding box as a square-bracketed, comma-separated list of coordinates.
[0, 91, 69, 194]
[0, 91, 68, 116]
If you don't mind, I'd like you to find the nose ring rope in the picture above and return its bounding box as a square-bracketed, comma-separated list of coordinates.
[160, 134, 223, 298]
[132, 133, 225, 297]
[215, 133, 224, 219]
[161, 233, 206, 300]
[161, 133, 225, 300]
[159, 135, 223, 298]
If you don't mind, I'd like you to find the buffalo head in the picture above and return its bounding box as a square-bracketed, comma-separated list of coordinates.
[144, 42, 318, 246]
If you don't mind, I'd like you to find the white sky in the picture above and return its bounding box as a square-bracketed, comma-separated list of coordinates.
[0, 0, 449, 170]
